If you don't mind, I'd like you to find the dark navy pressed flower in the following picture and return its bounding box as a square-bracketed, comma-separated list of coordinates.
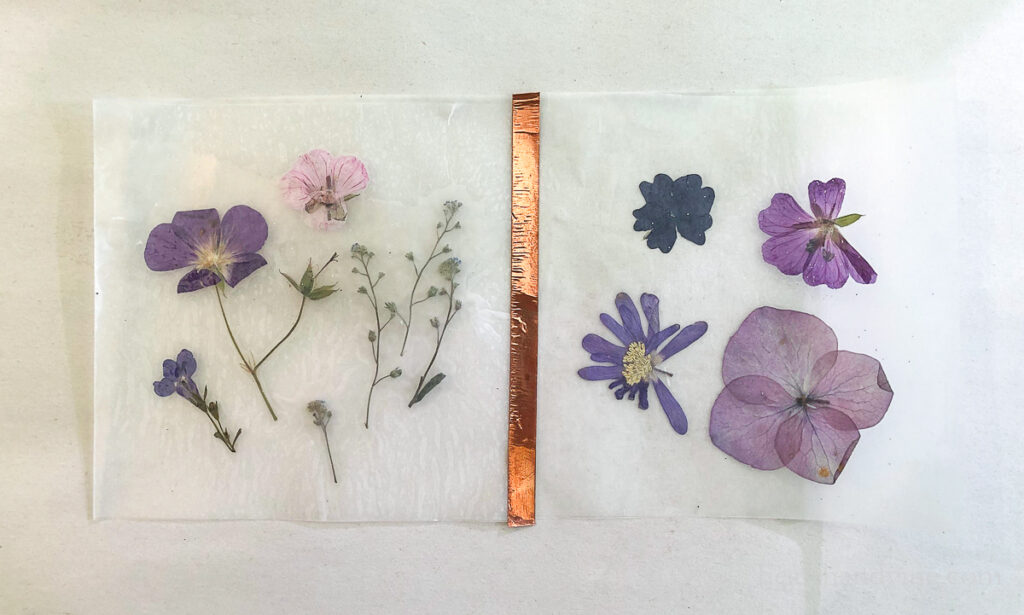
[578, 292, 708, 434]
[632, 174, 715, 253]
[154, 349, 202, 406]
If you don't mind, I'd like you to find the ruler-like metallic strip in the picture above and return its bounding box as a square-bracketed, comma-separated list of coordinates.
[508, 92, 540, 527]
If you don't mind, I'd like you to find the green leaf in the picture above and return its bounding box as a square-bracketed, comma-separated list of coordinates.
[410, 373, 446, 406]
[280, 271, 302, 293]
[834, 213, 863, 227]
[308, 285, 339, 300]
[300, 263, 315, 295]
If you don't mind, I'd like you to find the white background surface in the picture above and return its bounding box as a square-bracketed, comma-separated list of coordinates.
[1, 1, 1022, 612]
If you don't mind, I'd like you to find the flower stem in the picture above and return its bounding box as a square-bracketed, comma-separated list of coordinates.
[215, 284, 278, 421]
[400, 218, 456, 356]
[321, 425, 337, 483]
[409, 277, 457, 406]
[255, 256, 335, 370]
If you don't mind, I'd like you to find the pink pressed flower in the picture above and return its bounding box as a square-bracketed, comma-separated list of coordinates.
[281, 149, 369, 230]
[709, 307, 893, 484]
[759, 178, 877, 289]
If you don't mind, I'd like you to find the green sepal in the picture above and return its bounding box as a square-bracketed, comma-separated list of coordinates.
[410, 373, 446, 406]
[281, 271, 303, 294]
[308, 285, 339, 300]
[300, 263, 315, 294]
[834, 213, 863, 227]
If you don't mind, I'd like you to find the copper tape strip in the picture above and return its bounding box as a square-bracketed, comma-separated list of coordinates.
[508, 92, 540, 527]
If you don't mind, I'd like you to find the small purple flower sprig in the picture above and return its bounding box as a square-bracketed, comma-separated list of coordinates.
[154, 349, 241, 453]
[406, 255, 463, 407]
[351, 243, 402, 429]
[144, 205, 340, 421]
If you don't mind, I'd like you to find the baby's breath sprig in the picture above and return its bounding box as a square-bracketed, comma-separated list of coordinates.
[351, 243, 402, 429]
[396, 200, 462, 356]
[408, 256, 463, 407]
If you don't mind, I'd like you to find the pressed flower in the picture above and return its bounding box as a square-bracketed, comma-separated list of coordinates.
[578, 292, 707, 434]
[632, 174, 715, 253]
[153, 349, 241, 453]
[759, 178, 877, 288]
[307, 400, 337, 484]
[144, 205, 268, 293]
[281, 149, 369, 230]
[709, 307, 893, 484]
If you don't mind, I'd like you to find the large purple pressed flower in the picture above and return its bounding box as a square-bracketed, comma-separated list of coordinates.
[578, 292, 708, 434]
[709, 307, 893, 484]
[144, 205, 268, 293]
[759, 178, 877, 289]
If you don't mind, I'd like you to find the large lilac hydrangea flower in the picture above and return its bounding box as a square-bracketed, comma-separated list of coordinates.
[144, 205, 268, 293]
[709, 307, 893, 484]
[759, 178, 877, 289]
[578, 292, 707, 434]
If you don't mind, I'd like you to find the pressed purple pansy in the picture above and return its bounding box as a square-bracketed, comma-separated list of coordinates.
[759, 178, 877, 289]
[709, 307, 893, 484]
[144, 205, 268, 293]
[578, 292, 708, 434]
[281, 149, 369, 230]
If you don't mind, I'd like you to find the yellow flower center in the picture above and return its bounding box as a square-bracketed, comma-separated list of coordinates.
[194, 242, 234, 272]
[621, 341, 653, 385]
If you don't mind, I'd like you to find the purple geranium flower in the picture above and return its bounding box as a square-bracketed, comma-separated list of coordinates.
[154, 349, 201, 405]
[144, 205, 268, 293]
[578, 292, 708, 434]
[759, 178, 877, 289]
[709, 307, 893, 484]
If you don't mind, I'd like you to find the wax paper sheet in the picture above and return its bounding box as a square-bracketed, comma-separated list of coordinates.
[536, 82, 961, 527]
[94, 97, 509, 521]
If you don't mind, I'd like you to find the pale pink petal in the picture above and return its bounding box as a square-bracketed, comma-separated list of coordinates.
[774, 407, 859, 484]
[330, 155, 369, 196]
[810, 351, 893, 429]
[722, 306, 838, 398]
[280, 149, 332, 211]
[709, 375, 796, 470]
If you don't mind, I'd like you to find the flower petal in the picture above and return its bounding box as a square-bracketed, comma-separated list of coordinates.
[330, 155, 369, 196]
[223, 253, 267, 287]
[709, 375, 795, 470]
[653, 379, 687, 434]
[220, 205, 268, 255]
[802, 235, 851, 289]
[162, 359, 178, 379]
[647, 323, 680, 352]
[280, 149, 332, 210]
[582, 334, 625, 360]
[171, 209, 221, 250]
[833, 232, 877, 284]
[761, 228, 818, 276]
[615, 293, 645, 342]
[807, 178, 846, 220]
[759, 193, 815, 235]
[810, 351, 893, 429]
[657, 321, 708, 361]
[153, 378, 176, 397]
[638, 382, 650, 410]
[639, 292, 660, 339]
[578, 365, 623, 381]
[774, 407, 859, 484]
[176, 268, 220, 293]
[176, 349, 196, 378]
[144, 223, 196, 271]
[600, 313, 632, 346]
[722, 307, 838, 398]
